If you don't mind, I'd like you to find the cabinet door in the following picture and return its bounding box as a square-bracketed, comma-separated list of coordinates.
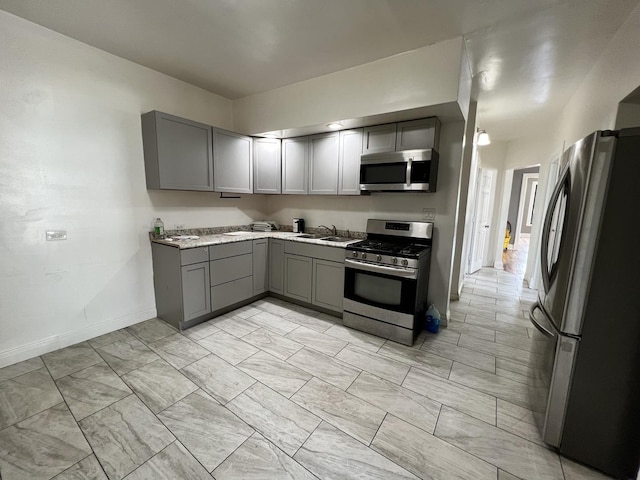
[395, 117, 440, 151]
[213, 128, 253, 193]
[142, 111, 213, 191]
[253, 239, 268, 295]
[362, 124, 397, 154]
[338, 129, 363, 195]
[284, 253, 312, 303]
[253, 138, 282, 194]
[312, 259, 344, 312]
[181, 262, 211, 321]
[282, 137, 309, 194]
[309, 132, 339, 195]
[269, 239, 285, 294]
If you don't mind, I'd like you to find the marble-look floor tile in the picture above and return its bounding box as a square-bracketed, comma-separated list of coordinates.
[422, 327, 461, 346]
[449, 302, 497, 320]
[158, 390, 253, 472]
[52, 454, 107, 479]
[295, 421, 418, 480]
[347, 372, 441, 434]
[147, 333, 209, 370]
[254, 298, 296, 316]
[335, 345, 410, 385]
[497, 399, 544, 446]
[291, 377, 385, 445]
[214, 432, 317, 480]
[247, 311, 299, 336]
[126, 318, 177, 344]
[230, 304, 262, 319]
[377, 341, 453, 379]
[181, 354, 255, 404]
[42, 342, 103, 380]
[181, 320, 220, 341]
[242, 328, 303, 360]
[285, 325, 348, 356]
[446, 320, 496, 342]
[212, 314, 261, 337]
[495, 357, 545, 387]
[420, 340, 496, 373]
[227, 382, 320, 456]
[0, 357, 45, 383]
[87, 329, 134, 349]
[449, 362, 544, 412]
[459, 333, 537, 364]
[79, 395, 175, 480]
[561, 457, 615, 480]
[0, 403, 91, 480]
[237, 350, 311, 398]
[495, 331, 546, 352]
[323, 324, 386, 351]
[123, 441, 211, 480]
[371, 414, 497, 480]
[402, 366, 496, 425]
[465, 315, 530, 338]
[496, 312, 532, 328]
[498, 469, 523, 480]
[287, 348, 360, 390]
[196, 330, 258, 365]
[434, 406, 563, 480]
[56, 363, 132, 421]
[95, 337, 160, 376]
[284, 309, 335, 333]
[0, 368, 63, 430]
[122, 359, 198, 414]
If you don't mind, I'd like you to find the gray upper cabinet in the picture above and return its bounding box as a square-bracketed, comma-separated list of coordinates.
[309, 132, 339, 195]
[142, 111, 213, 191]
[282, 137, 309, 194]
[362, 124, 397, 155]
[338, 129, 363, 195]
[395, 117, 441, 151]
[213, 128, 253, 194]
[253, 138, 282, 194]
[253, 239, 268, 295]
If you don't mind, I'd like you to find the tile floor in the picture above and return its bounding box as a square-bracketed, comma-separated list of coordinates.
[0, 268, 615, 480]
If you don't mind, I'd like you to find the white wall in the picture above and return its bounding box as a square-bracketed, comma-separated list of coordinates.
[0, 12, 268, 366]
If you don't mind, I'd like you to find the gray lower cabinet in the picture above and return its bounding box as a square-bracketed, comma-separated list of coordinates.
[213, 128, 253, 194]
[181, 262, 212, 321]
[338, 128, 363, 195]
[284, 253, 313, 303]
[253, 138, 282, 194]
[142, 111, 214, 191]
[362, 123, 397, 154]
[253, 239, 268, 295]
[308, 132, 339, 195]
[209, 241, 254, 311]
[311, 259, 344, 312]
[282, 137, 309, 194]
[269, 239, 285, 294]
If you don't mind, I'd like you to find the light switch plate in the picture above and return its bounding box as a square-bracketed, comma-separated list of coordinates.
[46, 230, 67, 241]
[423, 208, 436, 221]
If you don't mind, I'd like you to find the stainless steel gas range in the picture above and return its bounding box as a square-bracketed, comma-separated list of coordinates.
[343, 219, 433, 346]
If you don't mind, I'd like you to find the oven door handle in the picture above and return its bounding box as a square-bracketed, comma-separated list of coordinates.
[345, 258, 417, 279]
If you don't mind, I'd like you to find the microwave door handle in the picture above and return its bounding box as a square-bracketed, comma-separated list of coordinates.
[406, 157, 412, 186]
[540, 166, 569, 294]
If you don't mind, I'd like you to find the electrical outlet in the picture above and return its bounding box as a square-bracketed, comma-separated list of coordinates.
[423, 208, 436, 221]
[46, 230, 67, 241]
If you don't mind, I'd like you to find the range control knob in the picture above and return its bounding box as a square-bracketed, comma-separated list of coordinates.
[392, 257, 398, 264]
[352, 251, 358, 258]
[376, 255, 382, 261]
[362, 253, 367, 260]
[401, 259, 409, 266]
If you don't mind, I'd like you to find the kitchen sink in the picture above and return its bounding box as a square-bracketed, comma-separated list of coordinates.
[296, 233, 326, 239]
[319, 236, 353, 242]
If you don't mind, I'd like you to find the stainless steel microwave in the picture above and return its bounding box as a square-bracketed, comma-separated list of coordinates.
[359, 149, 439, 192]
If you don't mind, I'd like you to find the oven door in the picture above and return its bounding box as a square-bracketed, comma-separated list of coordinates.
[343, 259, 418, 327]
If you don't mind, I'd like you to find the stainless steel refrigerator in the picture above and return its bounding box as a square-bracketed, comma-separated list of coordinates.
[528, 128, 640, 478]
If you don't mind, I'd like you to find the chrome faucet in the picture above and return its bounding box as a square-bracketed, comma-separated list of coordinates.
[318, 224, 337, 236]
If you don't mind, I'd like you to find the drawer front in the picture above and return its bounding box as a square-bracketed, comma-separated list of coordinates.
[284, 241, 344, 263]
[211, 276, 253, 311]
[209, 240, 252, 260]
[210, 253, 253, 286]
[180, 247, 209, 266]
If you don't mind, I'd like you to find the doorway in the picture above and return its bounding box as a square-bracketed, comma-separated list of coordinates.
[468, 168, 496, 274]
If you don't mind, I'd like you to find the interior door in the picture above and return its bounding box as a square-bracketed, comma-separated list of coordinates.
[469, 169, 494, 273]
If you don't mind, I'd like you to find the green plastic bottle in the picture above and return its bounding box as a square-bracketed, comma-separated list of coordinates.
[153, 218, 165, 238]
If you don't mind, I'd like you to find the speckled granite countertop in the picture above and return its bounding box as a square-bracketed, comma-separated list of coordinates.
[151, 230, 363, 249]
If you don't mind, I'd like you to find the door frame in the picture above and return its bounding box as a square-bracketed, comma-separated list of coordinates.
[513, 172, 539, 248]
[467, 167, 496, 273]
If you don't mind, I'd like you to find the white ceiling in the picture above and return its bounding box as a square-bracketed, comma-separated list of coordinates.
[1, 0, 638, 141]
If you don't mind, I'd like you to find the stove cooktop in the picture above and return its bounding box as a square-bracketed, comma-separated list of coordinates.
[348, 239, 430, 259]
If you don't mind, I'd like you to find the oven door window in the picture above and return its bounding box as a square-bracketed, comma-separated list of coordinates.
[360, 163, 406, 184]
[345, 268, 417, 314]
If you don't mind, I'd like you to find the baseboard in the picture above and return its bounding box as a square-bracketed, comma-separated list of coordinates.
[0, 306, 157, 369]
[494, 260, 504, 269]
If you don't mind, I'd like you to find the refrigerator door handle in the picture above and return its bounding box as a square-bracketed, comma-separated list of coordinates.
[529, 302, 557, 338]
[541, 165, 570, 294]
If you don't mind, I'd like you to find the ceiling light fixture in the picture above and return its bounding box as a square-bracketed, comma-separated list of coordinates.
[327, 122, 343, 130]
[477, 128, 491, 146]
